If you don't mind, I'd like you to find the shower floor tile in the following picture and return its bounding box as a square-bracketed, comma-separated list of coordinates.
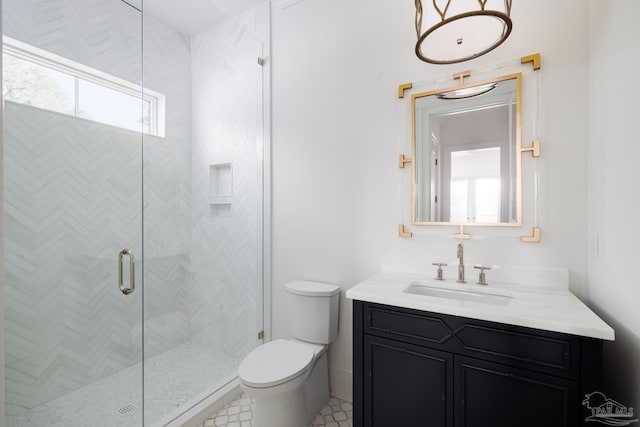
[5, 342, 240, 427]
[201, 394, 353, 427]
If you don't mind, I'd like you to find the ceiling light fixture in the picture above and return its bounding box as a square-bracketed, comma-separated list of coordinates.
[415, 0, 513, 65]
[437, 82, 498, 99]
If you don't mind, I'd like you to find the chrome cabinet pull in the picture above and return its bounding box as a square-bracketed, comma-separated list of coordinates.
[118, 249, 135, 295]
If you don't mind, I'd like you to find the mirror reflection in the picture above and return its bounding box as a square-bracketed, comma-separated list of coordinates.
[412, 74, 521, 225]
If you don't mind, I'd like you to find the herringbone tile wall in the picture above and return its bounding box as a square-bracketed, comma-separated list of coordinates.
[4, 0, 143, 86]
[141, 12, 193, 361]
[3, 102, 145, 416]
[190, 7, 263, 359]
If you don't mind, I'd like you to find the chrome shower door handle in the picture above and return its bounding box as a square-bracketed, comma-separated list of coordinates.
[118, 249, 135, 295]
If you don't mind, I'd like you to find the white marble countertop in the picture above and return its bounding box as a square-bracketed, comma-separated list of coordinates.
[346, 271, 615, 341]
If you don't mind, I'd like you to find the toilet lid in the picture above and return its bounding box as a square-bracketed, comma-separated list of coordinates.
[239, 339, 314, 388]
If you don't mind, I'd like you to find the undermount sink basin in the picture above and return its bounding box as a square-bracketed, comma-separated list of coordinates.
[404, 282, 515, 306]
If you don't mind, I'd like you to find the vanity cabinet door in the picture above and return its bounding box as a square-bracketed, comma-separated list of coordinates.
[454, 356, 579, 427]
[364, 335, 453, 427]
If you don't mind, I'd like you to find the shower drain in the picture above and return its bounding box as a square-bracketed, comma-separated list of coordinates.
[118, 403, 138, 416]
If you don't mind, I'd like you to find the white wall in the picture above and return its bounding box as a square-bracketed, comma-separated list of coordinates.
[587, 0, 640, 412]
[272, 0, 591, 400]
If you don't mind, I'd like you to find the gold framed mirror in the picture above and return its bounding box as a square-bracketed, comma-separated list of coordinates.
[411, 73, 522, 227]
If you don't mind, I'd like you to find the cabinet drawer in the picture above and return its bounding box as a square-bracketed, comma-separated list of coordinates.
[366, 305, 455, 345]
[364, 302, 580, 379]
[454, 322, 577, 376]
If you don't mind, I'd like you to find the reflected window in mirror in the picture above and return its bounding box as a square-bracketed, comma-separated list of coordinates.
[412, 74, 521, 226]
[450, 147, 501, 223]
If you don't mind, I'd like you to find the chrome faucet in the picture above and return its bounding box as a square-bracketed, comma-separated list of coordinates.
[456, 243, 466, 283]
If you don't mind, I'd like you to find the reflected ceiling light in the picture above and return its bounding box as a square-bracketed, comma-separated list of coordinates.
[415, 0, 513, 64]
[437, 82, 497, 99]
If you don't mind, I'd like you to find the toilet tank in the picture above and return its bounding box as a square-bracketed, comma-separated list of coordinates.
[285, 280, 341, 344]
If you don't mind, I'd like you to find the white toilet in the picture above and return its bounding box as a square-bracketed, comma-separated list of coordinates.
[239, 280, 341, 427]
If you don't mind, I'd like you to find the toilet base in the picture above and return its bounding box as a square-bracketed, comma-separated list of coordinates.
[242, 352, 329, 427]
[253, 389, 307, 427]
[304, 351, 330, 421]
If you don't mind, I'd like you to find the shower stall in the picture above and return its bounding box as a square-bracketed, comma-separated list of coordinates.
[1, 0, 269, 425]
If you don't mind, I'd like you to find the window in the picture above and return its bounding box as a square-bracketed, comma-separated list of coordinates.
[449, 147, 501, 223]
[2, 36, 165, 137]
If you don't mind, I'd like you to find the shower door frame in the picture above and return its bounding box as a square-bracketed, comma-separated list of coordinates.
[0, 0, 5, 421]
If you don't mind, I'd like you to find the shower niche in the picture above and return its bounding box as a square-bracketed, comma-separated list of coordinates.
[209, 162, 233, 218]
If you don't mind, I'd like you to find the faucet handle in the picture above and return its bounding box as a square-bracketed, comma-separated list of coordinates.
[432, 262, 447, 281]
[473, 265, 491, 285]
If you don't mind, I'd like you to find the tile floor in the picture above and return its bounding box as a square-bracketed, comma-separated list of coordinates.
[5, 342, 239, 427]
[201, 393, 353, 427]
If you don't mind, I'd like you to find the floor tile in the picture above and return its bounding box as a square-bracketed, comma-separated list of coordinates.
[201, 393, 353, 427]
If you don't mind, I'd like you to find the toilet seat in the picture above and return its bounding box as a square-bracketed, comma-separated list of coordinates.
[239, 339, 314, 388]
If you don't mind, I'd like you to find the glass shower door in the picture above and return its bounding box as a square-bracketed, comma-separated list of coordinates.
[141, 4, 267, 424]
[3, 1, 144, 426]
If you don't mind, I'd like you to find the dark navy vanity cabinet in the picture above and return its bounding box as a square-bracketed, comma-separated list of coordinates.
[352, 301, 604, 427]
